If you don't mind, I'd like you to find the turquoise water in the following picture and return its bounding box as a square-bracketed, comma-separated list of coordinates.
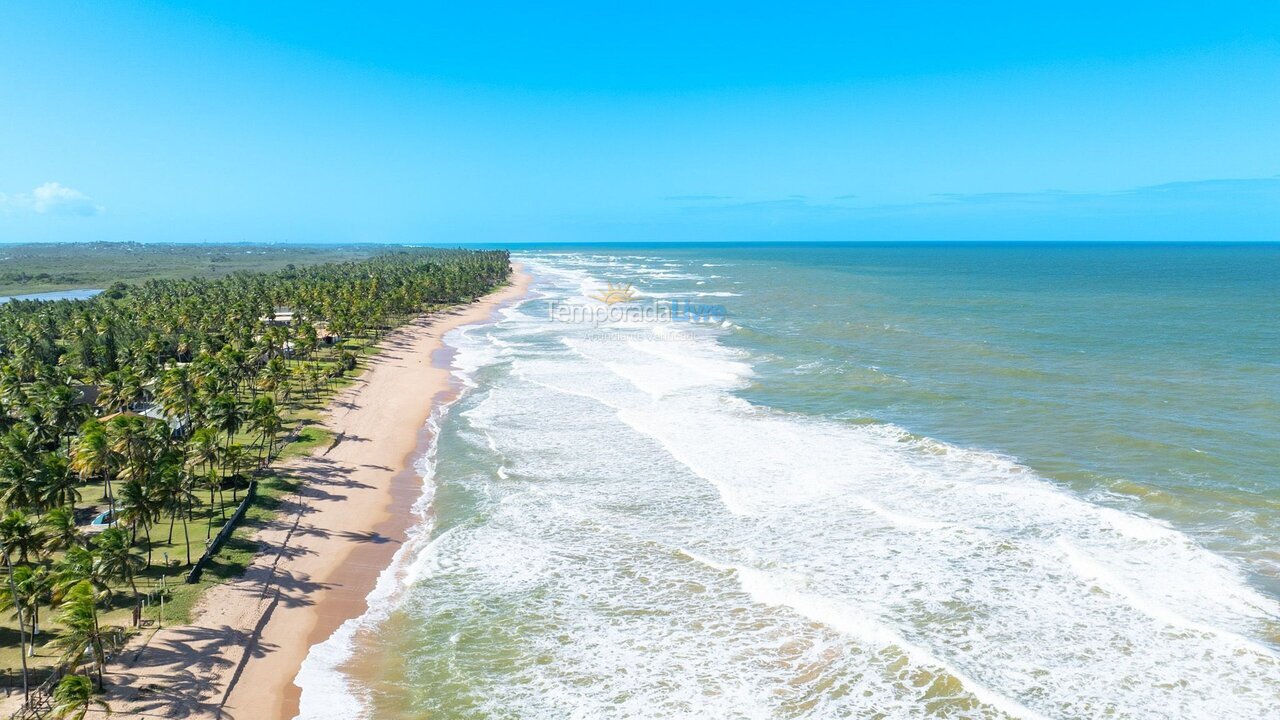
[688, 243, 1279, 588]
[298, 243, 1279, 719]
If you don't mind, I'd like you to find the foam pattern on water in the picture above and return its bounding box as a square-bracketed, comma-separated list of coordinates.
[312, 254, 1280, 719]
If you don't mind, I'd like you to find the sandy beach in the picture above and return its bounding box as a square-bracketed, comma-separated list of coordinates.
[97, 264, 530, 720]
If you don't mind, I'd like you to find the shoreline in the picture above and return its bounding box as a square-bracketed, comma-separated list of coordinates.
[101, 263, 531, 720]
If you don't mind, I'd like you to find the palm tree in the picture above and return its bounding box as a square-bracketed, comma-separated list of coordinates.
[105, 415, 151, 488]
[35, 381, 86, 444]
[53, 547, 110, 602]
[222, 444, 251, 501]
[96, 370, 143, 414]
[154, 461, 197, 545]
[198, 466, 225, 533]
[0, 457, 36, 516]
[248, 396, 283, 466]
[40, 507, 84, 554]
[297, 323, 318, 363]
[54, 581, 108, 690]
[70, 420, 115, 510]
[0, 511, 43, 565]
[303, 365, 322, 398]
[0, 365, 30, 416]
[36, 453, 79, 512]
[0, 426, 43, 510]
[115, 481, 161, 567]
[1, 564, 53, 652]
[259, 357, 290, 404]
[50, 673, 111, 719]
[92, 528, 143, 608]
[7, 339, 41, 383]
[156, 365, 196, 432]
[206, 394, 243, 480]
[175, 333, 192, 362]
[186, 427, 221, 506]
[154, 464, 199, 565]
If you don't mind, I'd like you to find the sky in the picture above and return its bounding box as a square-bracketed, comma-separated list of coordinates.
[1, 1, 1278, 243]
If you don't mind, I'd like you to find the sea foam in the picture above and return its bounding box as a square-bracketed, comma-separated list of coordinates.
[296, 253, 1280, 719]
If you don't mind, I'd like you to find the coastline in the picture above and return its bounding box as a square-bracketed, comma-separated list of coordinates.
[100, 263, 531, 720]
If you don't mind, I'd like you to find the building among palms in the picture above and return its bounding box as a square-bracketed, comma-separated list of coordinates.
[99, 403, 191, 439]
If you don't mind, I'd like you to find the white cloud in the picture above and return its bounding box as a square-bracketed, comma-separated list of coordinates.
[31, 182, 102, 215]
[0, 182, 103, 216]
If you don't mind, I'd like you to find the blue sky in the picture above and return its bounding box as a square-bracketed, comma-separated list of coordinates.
[1, 1, 1278, 243]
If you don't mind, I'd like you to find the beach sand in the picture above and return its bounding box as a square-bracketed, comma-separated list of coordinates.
[98, 264, 530, 720]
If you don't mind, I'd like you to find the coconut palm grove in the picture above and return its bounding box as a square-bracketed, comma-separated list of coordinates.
[0, 248, 509, 710]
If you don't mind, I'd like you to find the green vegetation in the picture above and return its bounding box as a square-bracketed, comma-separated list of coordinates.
[51, 672, 109, 719]
[0, 247, 509, 705]
[0, 242, 416, 295]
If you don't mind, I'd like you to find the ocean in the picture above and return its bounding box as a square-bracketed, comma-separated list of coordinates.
[298, 242, 1279, 719]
